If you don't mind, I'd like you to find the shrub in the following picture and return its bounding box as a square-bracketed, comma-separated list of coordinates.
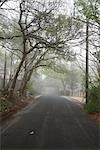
[0, 97, 13, 112]
[84, 85, 100, 113]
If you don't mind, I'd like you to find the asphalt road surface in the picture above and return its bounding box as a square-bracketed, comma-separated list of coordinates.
[1, 96, 99, 149]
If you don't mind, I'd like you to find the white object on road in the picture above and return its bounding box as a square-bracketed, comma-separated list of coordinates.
[29, 131, 35, 135]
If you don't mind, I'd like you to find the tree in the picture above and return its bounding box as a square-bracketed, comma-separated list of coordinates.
[42, 56, 82, 96]
[74, 0, 100, 103]
[0, 0, 69, 97]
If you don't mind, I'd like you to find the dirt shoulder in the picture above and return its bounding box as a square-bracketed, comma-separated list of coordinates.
[0, 96, 37, 123]
[70, 96, 85, 103]
[70, 96, 100, 124]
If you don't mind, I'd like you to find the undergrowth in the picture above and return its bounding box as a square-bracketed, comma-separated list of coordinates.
[84, 85, 100, 113]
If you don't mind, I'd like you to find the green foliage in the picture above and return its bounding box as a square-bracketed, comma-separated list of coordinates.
[26, 82, 38, 95]
[84, 85, 100, 113]
[75, 0, 100, 24]
[76, 0, 94, 19]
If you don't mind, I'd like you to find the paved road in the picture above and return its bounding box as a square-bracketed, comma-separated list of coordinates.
[1, 96, 99, 149]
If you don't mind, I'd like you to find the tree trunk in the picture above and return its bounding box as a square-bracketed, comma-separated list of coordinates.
[5, 53, 13, 92]
[19, 71, 28, 96]
[9, 53, 13, 81]
[19, 67, 34, 96]
[85, 20, 89, 104]
[61, 80, 66, 95]
[9, 54, 26, 97]
[3, 51, 7, 90]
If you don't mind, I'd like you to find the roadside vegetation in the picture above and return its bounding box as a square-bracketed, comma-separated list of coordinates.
[0, 96, 12, 112]
[85, 85, 100, 113]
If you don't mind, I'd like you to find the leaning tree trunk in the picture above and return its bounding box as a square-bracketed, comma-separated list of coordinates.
[5, 53, 13, 93]
[19, 71, 28, 96]
[8, 54, 26, 97]
[19, 67, 34, 96]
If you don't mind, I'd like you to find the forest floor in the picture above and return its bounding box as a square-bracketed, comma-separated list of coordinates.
[0, 95, 35, 123]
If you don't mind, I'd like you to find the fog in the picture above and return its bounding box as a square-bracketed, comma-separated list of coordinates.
[30, 67, 83, 97]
